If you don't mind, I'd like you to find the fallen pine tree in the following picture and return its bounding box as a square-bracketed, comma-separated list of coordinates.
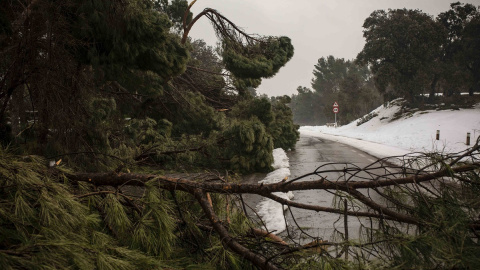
[1, 139, 480, 269]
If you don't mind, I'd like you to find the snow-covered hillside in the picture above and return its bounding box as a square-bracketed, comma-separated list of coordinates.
[301, 99, 480, 158]
[257, 100, 479, 234]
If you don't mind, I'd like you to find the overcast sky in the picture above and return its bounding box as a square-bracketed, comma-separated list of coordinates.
[188, 0, 480, 97]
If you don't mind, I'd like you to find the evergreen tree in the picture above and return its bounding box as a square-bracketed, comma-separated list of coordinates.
[180, 5, 294, 92]
[0, 0, 298, 267]
[0, 0, 295, 174]
[222, 36, 294, 86]
[268, 95, 300, 150]
[437, 2, 480, 97]
[312, 56, 352, 94]
[225, 95, 299, 171]
[301, 56, 381, 125]
[357, 9, 446, 103]
[463, 12, 480, 95]
[290, 86, 325, 125]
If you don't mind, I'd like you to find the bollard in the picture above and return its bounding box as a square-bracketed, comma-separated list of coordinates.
[467, 132, 471, 146]
[436, 130, 440, 140]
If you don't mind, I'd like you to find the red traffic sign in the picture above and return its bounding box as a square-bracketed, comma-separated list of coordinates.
[333, 101, 339, 107]
[333, 107, 339, 114]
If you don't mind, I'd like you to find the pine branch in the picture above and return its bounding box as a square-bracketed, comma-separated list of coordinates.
[263, 192, 404, 223]
[66, 163, 479, 195]
[65, 161, 479, 229]
[181, 7, 262, 45]
[192, 188, 281, 270]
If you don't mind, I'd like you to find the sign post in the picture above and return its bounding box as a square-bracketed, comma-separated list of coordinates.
[333, 102, 339, 127]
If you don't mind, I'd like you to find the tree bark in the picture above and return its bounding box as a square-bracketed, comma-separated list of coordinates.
[65, 161, 480, 228]
[68, 163, 479, 194]
[193, 188, 282, 270]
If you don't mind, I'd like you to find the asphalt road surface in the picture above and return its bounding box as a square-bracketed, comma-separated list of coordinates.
[243, 133, 383, 244]
[283, 134, 381, 244]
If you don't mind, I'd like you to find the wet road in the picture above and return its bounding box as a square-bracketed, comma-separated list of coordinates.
[283, 134, 379, 243]
[243, 134, 382, 243]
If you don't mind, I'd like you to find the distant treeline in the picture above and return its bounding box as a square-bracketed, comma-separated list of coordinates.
[291, 2, 480, 126]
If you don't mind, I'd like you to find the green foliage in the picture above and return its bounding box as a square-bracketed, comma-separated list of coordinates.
[230, 96, 299, 153]
[437, 3, 480, 97]
[1, 0, 298, 175]
[354, 4, 480, 104]
[84, 98, 117, 148]
[307, 3, 480, 109]
[289, 255, 352, 270]
[132, 181, 176, 257]
[72, 0, 188, 79]
[344, 165, 480, 270]
[312, 56, 352, 93]
[231, 97, 274, 126]
[357, 9, 446, 102]
[188, 39, 223, 72]
[268, 96, 300, 150]
[0, 0, 189, 164]
[232, 77, 263, 90]
[222, 36, 294, 83]
[291, 56, 382, 126]
[156, 0, 193, 30]
[125, 118, 172, 146]
[438, 2, 477, 39]
[0, 0, 301, 268]
[0, 150, 163, 269]
[290, 86, 326, 125]
[384, 188, 480, 269]
[224, 117, 274, 173]
[168, 91, 224, 137]
[0, 149, 268, 269]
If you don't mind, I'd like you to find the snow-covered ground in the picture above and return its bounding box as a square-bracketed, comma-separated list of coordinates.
[301, 100, 480, 159]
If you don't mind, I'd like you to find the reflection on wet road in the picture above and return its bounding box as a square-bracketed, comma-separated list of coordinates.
[243, 134, 383, 244]
[283, 134, 380, 243]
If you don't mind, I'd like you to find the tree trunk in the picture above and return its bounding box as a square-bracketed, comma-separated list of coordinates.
[428, 74, 438, 102]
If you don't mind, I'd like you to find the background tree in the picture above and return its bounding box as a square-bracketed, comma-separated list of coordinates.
[463, 11, 480, 95]
[436, 2, 479, 97]
[311, 56, 351, 95]
[291, 4, 480, 126]
[290, 86, 325, 125]
[290, 56, 381, 126]
[357, 9, 447, 103]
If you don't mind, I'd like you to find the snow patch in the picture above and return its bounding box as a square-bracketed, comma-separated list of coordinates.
[271, 148, 289, 169]
[259, 168, 290, 184]
[256, 148, 293, 234]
